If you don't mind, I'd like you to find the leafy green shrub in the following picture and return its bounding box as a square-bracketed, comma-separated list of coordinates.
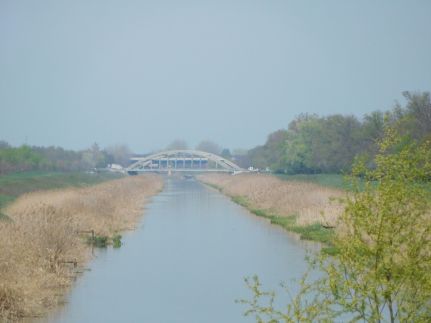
[112, 234, 122, 248]
[87, 235, 108, 248]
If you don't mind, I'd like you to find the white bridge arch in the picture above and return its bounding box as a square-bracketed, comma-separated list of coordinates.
[127, 150, 243, 174]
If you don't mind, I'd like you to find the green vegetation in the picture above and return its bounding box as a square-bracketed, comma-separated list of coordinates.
[112, 234, 122, 248]
[87, 235, 109, 248]
[231, 195, 334, 245]
[205, 182, 222, 191]
[85, 232, 123, 248]
[231, 195, 249, 207]
[240, 127, 431, 322]
[0, 171, 123, 215]
[0, 140, 132, 175]
[247, 91, 431, 175]
[276, 173, 348, 190]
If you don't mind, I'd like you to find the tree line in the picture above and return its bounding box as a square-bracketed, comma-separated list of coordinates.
[247, 91, 431, 174]
[0, 142, 132, 175]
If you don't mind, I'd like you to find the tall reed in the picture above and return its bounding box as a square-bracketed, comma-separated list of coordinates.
[0, 174, 162, 321]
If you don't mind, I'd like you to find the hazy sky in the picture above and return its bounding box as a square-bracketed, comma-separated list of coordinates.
[1, 0, 430, 153]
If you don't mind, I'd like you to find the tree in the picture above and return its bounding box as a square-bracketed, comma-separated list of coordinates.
[196, 140, 222, 155]
[166, 139, 188, 150]
[241, 126, 431, 322]
[321, 126, 431, 322]
[246, 130, 288, 172]
[0, 145, 46, 174]
[81, 143, 107, 169]
[358, 110, 385, 161]
[104, 144, 132, 166]
[392, 91, 431, 142]
[0, 140, 10, 149]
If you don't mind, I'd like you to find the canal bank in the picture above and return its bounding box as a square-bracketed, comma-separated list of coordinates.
[0, 175, 163, 321]
[198, 173, 344, 246]
[40, 177, 315, 323]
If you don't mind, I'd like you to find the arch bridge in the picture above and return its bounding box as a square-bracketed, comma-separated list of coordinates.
[127, 150, 244, 174]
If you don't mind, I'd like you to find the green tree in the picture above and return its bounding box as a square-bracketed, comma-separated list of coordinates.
[0, 145, 45, 174]
[81, 143, 107, 169]
[392, 91, 431, 142]
[284, 114, 322, 173]
[241, 126, 431, 322]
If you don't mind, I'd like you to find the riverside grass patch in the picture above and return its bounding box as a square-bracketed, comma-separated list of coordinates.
[230, 195, 334, 246]
[86, 234, 122, 248]
[198, 173, 344, 228]
[0, 171, 123, 211]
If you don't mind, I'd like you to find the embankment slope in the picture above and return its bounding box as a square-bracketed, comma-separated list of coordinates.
[198, 173, 344, 242]
[0, 174, 162, 321]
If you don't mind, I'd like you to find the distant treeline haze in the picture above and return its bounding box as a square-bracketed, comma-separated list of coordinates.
[1, 91, 429, 175]
[0, 143, 131, 175]
[246, 91, 431, 173]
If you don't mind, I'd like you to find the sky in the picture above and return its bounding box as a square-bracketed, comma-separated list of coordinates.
[1, 0, 430, 153]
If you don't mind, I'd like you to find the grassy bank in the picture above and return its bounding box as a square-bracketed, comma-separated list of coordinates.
[0, 171, 122, 218]
[276, 173, 349, 190]
[198, 174, 343, 247]
[230, 195, 334, 245]
[0, 174, 163, 321]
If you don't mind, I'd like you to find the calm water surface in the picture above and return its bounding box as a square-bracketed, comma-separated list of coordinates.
[44, 177, 314, 323]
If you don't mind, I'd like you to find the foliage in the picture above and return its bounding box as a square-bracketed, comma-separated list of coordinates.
[390, 91, 431, 142]
[276, 174, 349, 191]
[248, 130, 288, 171]
[0, 145, 45, 174]
[241, 126, 431, 322]
[104, 144, 132, 166]
[238, 274, 334, 323]
[112, 234, 122, 248]
[87, 235, 109, 248]
[246, 91, 430, 175]
[0, 141, 134, 175]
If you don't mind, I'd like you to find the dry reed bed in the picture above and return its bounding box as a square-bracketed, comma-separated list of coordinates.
[0, 174, 163, 321]
[198, 173, 344, 226]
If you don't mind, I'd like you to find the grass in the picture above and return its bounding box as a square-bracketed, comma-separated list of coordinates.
[0, 171, 123, 214]
[87, 235, 109, 248]
[112, 234, 123, 248]
[232, 196, 334, 244]
[86, 234, 122, 248]
[276, 173, 350, 190]
[233, 195, 337, 255]
[0, 174, 163, 320]
[232, 195, 335, 245]
[204, 182, 222, 191]
[199, 173, 342, 249]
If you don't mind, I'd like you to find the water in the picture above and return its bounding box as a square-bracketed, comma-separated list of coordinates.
[44, 177, 314, 323]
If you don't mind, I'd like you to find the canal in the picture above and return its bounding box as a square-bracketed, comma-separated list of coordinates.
[44, 177, 313, 323]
